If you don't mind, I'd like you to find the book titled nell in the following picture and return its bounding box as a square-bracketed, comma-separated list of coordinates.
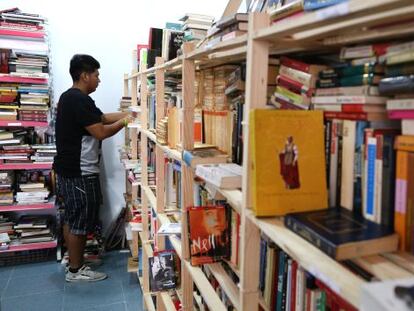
[250, 110, 328, 216]
[284, 207, 398, 260]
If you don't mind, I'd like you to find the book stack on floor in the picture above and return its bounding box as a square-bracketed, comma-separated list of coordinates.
[180, 13, 214, 45]
[30, 144, 56, 163]
[273, 57, 325, 110]
[0, 170, 13, 204]
[379, 40, 414, 135]
[13, 215, 53, 244]
[15, 170, 51, 204]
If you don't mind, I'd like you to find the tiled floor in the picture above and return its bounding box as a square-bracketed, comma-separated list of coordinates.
[0, 251, 143, 311]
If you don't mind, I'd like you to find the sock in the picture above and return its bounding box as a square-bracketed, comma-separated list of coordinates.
[69, 265, 83, 273]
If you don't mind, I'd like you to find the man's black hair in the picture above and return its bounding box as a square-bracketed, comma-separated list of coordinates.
[69, 54, 100, 81]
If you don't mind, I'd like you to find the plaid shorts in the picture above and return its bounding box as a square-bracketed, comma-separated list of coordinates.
[57, 174, 102, 235]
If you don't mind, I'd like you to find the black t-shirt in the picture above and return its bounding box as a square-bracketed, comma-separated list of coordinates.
[54, 88, 103, 177]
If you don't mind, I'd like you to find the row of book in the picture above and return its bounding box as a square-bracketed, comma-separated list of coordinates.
[0, 8, 50, 122]
[0, 215, 54, 250]
[0, 170, 53, 205]
[259, 236, 356, 311]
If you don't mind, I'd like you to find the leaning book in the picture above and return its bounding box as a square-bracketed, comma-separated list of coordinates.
[187, 205, 231, 265]
[284, 207, 398, 260]
[250, 110, 328, 216]
[148, 250, 179, 292]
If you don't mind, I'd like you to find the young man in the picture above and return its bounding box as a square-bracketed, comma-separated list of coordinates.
[54, 54, 131, 282]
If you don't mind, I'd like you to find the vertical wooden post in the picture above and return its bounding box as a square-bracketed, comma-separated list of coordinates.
[155, 57, 166, 252]
[240, 12, 270, 311]
[155, 57, 167, 311]
[123, 74, 130, 203]
[181, 42, 196, 311]
[140, 64, 150, 296]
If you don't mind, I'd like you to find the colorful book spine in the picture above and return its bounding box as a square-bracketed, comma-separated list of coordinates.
[395, 150, 408, 251]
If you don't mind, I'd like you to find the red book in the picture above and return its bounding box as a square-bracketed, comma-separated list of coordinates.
[315, 279, 357, 311]
[187, 205, 230, 265]
[276, 75, 313, 97]
[341, 104, 386, 113]
[388, 110, 414, 119]
[0, 29, 44, 39]
[324, 111, 387, 121]
[280, 56, 326, 75]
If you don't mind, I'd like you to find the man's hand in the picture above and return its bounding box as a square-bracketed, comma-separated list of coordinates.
[101, 112, 129, 125]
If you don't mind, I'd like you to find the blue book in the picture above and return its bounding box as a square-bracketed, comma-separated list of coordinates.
[353, 121, 369, 216]
[284, 207, 397, 260]
[304, 0, 348, 11]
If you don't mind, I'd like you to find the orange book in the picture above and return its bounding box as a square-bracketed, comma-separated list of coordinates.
[250, 110, 328, 216]
[395, 150, 409, 251]
[395, 135, 414, 152]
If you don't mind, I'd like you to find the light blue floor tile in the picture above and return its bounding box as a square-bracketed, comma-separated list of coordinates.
[83, 302, 127, 311]
[0, 289, 63, 311]
[63, 278, 124, 311]
[125, 289, 143, 311]
[12, 260, 64, 278]
[3, 272, 64, 298]
[0, 266, 13, 281]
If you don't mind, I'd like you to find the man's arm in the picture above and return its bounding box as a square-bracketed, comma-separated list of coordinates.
[101, 112, 129, 125]
[86, 117, 131, 140]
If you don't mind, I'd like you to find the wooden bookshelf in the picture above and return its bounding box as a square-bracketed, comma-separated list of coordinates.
[118, 2, 414, 309]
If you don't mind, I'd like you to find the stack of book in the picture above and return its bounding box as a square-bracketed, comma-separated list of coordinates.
[30, 144, 56, 163]
[274, 56, 325, 110]
[15, 170, 51, 204]
[180, 13, 214, 44]
[0, 83, 18, 120]
[0, 171, 13, 205]
[13, 215, 53, 244]
[206, 13, 248, 46]
[0, 215, 14, 240]
[0, 7, 46, 38]
[19, 92, 49, 122]
[0, 231, 10, 250]
[379, 40, 414, 135]
[214, 66, 237, 111]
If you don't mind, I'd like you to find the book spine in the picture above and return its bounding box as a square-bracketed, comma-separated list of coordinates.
[381, 135, 396, 228]
[277, 75, 312, 96]
[277, 86, 310, 106]
[325, 120, 332, 196]
[353, 121, 368, 216]
[365, 136, 377, 221]
[284, 217, 337, 258]
[395, 135, 414, 152]
[276, 250, 286, 311]
[304, 0, 347, 11]
[279, 65, 313, 88]
[329, 120, 340, 207]
[281, 56, 310, 73]
[374, 134, 384, 224]
[290, 261, 298, 311]
[386, 99, 414, 110]
[340, 120, 356, 211]
[395, 150, 408, 251]
[406, 153, 414, 252]
[387, 50, 414, 65]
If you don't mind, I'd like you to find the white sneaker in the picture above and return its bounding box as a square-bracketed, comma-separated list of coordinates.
[65, 265, 107, 282]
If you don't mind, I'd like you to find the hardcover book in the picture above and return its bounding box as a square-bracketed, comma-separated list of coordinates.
[250, 110, 328, 216]
[187, 205, 230, 265]
[284, 207, 398, 260]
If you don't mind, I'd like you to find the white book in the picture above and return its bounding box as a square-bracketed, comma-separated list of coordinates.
[195, 163, 242, 189]
[402, 120, 414, 135]
[157, 223, 181, 235]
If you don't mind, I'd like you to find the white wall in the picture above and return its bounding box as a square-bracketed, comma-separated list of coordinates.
[0, 0, 230, 232]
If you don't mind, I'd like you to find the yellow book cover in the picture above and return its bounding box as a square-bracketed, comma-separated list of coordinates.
[250, 109, 328, 216]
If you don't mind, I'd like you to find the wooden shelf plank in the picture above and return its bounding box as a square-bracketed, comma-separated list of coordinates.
[246, 210, 364, 308]
[139, 231, 154, 258]
[142, 185, 156, 209]
[382, 252, 414, 275]
[352, 255, 414, 281]
[160, 292, 178, 311]
[206, 263, 240, 310]
[144, 293, 156, 311]
[258, 296, 270, 311]
[157, 144, 182, 162]
[254, 0, 407, 41]
[216, 189, 242, 214]
[184, 260, 228, 311]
